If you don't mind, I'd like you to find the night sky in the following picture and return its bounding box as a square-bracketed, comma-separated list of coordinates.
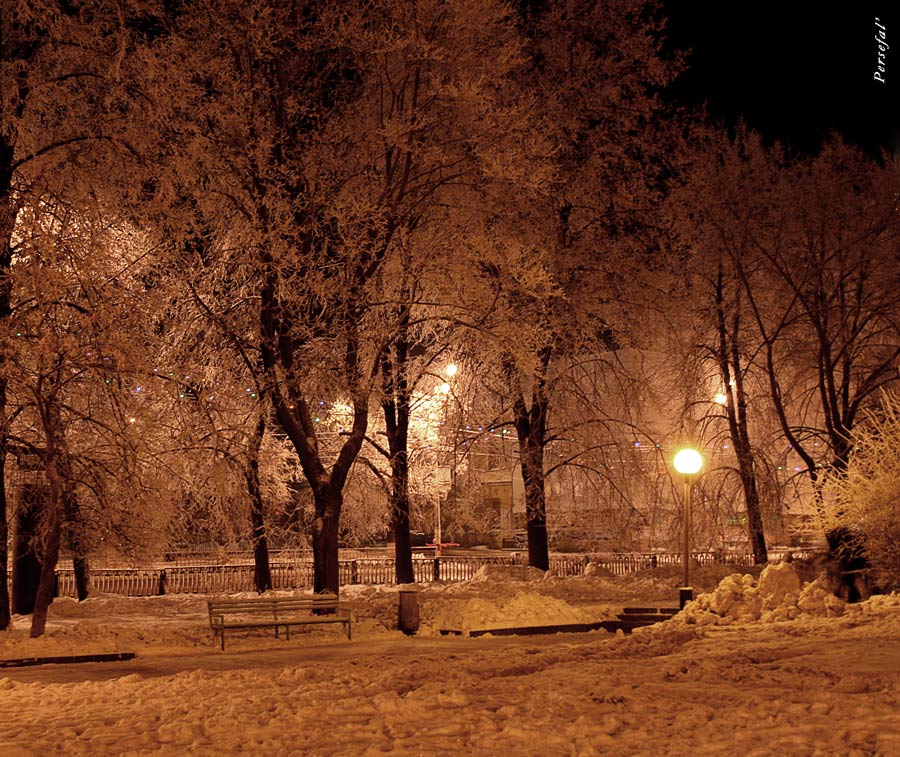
[664, 1, 900, 155]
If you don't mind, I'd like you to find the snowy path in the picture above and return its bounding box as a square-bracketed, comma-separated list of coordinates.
[2, 619, 900, 754]
[2, 566, 900, 753]
[0, 631, 598, 685]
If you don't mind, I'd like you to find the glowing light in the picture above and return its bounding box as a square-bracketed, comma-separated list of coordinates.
[673, 448, 703, 475]
[439, 382, 451, 395]
[713, 392, 728, 405]
[128, 417, 136, 424]
[445, 363, 458, 378]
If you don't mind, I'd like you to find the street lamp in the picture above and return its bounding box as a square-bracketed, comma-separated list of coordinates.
[436, 366, 459, 556]
[673, 447, 703, 609]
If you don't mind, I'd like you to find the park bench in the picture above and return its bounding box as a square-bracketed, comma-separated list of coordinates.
[207, 594, 351, 650]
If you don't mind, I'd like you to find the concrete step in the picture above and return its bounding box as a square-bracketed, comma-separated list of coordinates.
[440, 620, 627, 637]
[622, 607, 679, 616]
[0, 652, 136, 668]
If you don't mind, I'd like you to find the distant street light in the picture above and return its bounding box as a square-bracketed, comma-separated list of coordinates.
[445, 363, 458, 378]
[673, 447, 703, 608]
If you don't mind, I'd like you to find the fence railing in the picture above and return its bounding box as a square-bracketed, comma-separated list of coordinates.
[53, 550, 814, 598]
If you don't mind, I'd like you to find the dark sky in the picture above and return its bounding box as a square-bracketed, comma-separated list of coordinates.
[663, 1, 900, 154]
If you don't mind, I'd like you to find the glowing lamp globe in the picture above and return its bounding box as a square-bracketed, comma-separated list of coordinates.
[673, 448, 703, 475]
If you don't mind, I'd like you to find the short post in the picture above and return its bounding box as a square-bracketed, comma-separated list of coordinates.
[398, 589, 419, 635]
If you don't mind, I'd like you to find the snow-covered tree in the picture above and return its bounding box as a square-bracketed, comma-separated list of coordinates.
[1, 0, 157, 631]
[465, 0, 677, 569]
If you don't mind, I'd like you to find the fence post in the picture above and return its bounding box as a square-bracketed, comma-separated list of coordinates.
[351, 560, 359, 585]
[158, 569, 167, 596]
[432, 557, 440, 582]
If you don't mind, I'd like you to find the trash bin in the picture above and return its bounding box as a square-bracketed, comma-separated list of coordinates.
[398, 589, 419, 635]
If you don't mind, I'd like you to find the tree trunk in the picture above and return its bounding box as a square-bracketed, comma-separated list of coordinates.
[0, 118, 16, 630]
[72, 556, 89, 601]
[312, 490, 341, 596]
[12, 484, 43, 615]
[510, 351, 552, 573]
[715, 266, 768, 564]
[379, 304, 414, 585]
[62, 491, 90, 601]
[246, 415, 272, 593]
[385, 395, 414, 585]
[733, 438, 767, 563]
[30, 495, 61, 638]
[249, 499, 272, 593]
[0, 431, 10, 630]
[390, 457, 414, 584]
[520, 442, 550, 571]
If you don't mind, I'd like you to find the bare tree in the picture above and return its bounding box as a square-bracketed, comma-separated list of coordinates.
[464, 0, 677, 569]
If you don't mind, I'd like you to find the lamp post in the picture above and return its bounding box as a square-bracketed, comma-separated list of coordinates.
[673, 447, 703, 609]
[435, 364, 458, 557]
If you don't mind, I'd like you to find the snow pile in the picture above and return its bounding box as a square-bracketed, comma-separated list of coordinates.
[677, 562, 846, 626]
[424, 592, 603, 635]
[844, 591, 900, 629]
[0, 594, 212, 659]
[466, 564, 547, 584]
[583, 562, 615, 577]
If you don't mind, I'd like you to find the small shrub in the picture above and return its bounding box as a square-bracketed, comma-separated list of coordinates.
[824, 392, 900, 589]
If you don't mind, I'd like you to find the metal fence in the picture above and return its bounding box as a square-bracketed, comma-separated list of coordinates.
[53, 550, 814, 598]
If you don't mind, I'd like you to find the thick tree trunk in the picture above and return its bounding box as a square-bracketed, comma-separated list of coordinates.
[520, 443, 550, 571]
[246, 415, 272, 593]
[510, 351, 552, 573]
[62, 491, 90, 601]
[12, 484, 43, 615]
[72, 556, 90, 602]
[386, 407, 413, 585]
[250, 502, 272, 593]
[380, 309, 414, 585]
[391, 461, 414, 584]
[312, 491, 341, 596]
[734, 440, 767, 563]
[30, 496, 61, 638]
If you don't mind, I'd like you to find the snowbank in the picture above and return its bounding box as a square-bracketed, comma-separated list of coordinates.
[424, 592, 604, 634]
[676, 562, 846, 627]
[343, 566, 618, 636]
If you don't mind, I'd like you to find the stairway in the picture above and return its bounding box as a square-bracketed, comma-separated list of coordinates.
[615, 606, 679, 632]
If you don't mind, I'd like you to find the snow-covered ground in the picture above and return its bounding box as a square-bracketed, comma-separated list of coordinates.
[1, 562, 899, 755]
